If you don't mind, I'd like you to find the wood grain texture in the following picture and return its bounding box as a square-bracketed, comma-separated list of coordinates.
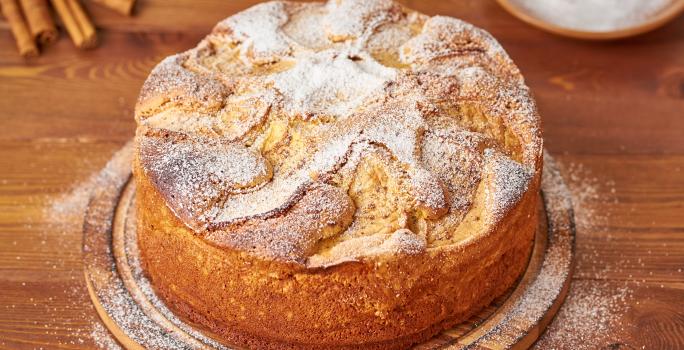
[0, 0, 683, 349]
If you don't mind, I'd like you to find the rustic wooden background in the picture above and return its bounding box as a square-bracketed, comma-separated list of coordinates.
[1, 0, 683, 349]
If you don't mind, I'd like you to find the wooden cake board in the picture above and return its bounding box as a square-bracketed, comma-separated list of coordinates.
[83, 144, 575, 350]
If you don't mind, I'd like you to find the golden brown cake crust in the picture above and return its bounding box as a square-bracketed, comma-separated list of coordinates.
[133, 0, 543, 348]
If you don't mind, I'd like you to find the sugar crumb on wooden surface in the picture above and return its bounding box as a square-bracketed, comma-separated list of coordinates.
[38, 144, 134, 349]
[91, 322, 123, 350]
[559, 161, 621, 280]
[535, 159, 645, 350]
[534, 281, 636, 350]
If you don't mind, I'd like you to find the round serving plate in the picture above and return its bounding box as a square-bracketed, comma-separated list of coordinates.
[83, 143, 575, 350]
[497, 0, 684, 40]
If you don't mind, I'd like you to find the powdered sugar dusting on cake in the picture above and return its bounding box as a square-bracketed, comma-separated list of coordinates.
[141, 90, 274, 142]
[210, 85, 452, 226]
[143, 109, 220, 135]
[408, 167, 448, 218]
[365, 22, 415, 56]
[137, 55, 228, 117]
[281, 2, 329, 49]
[483, 149, 533, 222]
[215, 1, 293, 64]
[420, 127, 485, 213]
[139, 132, 272, 228]
[383, 228, 427, 255]
[323, 0, 402, 41]
[211, 131, 357, 224]
[271, 49, 396, 119]
[135, 0, 542, 261]
[207, 183, 355, 262]
[400, 16, 509, 69]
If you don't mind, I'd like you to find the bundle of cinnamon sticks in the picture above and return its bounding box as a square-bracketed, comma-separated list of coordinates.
[0, 0, 136, 57]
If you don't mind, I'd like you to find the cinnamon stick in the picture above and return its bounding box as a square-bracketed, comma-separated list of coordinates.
[91, 0, 134, 16]
[0, 0, 39, 57]
[50, 0, 97, 49]
[19, 0, 58, 45]
[67, 0, 96, 46]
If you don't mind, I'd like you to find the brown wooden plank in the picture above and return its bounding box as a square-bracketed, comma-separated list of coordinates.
[534, 280, 684, 349]
[0, 141, 123, 348]
[553, 154, 684, 285]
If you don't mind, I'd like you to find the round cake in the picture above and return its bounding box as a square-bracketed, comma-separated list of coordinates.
[133, 0, 543, 348]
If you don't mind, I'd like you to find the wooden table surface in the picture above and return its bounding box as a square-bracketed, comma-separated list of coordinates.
[1, 1, 683, 349]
